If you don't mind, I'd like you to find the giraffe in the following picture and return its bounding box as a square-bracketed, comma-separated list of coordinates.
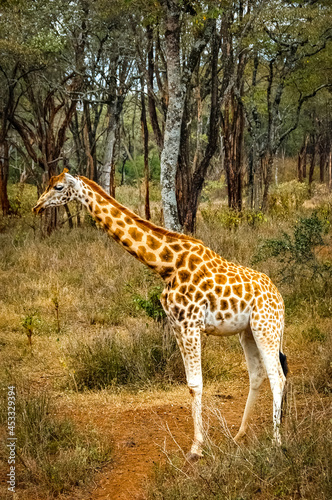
[33, 168, 288, 460]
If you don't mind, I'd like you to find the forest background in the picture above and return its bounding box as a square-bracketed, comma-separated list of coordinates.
[0, 0, 331, 232]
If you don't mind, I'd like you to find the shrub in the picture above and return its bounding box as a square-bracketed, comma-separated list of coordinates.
[133, 285, 166, 322]
[201, 180, 226, 203]
[302, 325, 327, 343]
[253, 212, 331, 283]
[21, 310, 41, 346]
[0, 390, 112, 496]
[310, 336, 332, 394]
[66, 325, 235, 392]
[269, 180, 309, 216]
[66, 324, 185, 390]
[201, 207, 266, 230]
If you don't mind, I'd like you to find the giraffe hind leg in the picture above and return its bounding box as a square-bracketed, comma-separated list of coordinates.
[235, 327, 267, 442]
[250, 323, 287, 445]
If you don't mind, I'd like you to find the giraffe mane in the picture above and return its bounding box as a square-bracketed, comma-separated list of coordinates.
[79, 176, 202, 244]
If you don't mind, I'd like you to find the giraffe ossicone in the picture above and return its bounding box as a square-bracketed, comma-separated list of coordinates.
[33, 169, 288, 459]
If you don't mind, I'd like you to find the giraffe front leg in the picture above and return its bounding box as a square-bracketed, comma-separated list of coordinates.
[174, 327, 204, 460]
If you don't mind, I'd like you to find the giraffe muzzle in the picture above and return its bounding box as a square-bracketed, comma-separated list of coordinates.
[32, 203, 46, 215]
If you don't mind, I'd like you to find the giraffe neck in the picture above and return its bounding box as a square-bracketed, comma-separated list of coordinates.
[75, 176, 197, 280]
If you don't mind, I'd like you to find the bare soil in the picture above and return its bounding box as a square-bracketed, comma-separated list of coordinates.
[62, 381, 271, 500]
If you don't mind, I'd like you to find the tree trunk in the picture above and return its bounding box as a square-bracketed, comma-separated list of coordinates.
[261, 154, 274, 211]
[297, 137, 308, 182]
[309, 142, 316, 196]
[140, 83, 150, 220]
[64, 204, 73, 229]
[319, 151, 325, 183]
[176, 96, 192, 229]
[120, 154, 128, 186]
[176, 20, 220, 233]
[160, 1, 183, 232]
[297, 151, 303, 182]
[146, 25, 164, 153]
[83, 102, 95, 180]
[248, 146, 254, 208]
[0, 140, 12, 215]
[223, 90, 244, 211]
[329, 150, 332, 191]
[101, 115, 117, 197]
[303, 136, 308, 178]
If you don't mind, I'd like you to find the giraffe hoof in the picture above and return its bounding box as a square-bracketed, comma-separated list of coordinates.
[234, 431, 246, 443]
[186, 451, 203, 462]
[272, 436, 282, 447]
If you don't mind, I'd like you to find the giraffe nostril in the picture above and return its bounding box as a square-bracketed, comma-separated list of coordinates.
[33, 204, 45, 214]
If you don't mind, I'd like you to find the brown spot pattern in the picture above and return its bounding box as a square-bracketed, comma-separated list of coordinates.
[129, 227, 143, 242]
[160, 247, 174, 263]
[147, 235, 162, 250]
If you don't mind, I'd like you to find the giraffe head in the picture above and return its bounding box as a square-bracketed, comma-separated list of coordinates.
[33, 168, 78, 214]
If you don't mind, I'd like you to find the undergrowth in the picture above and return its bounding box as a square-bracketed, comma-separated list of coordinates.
[66, 324, 185, 390]
[253, 212, 330, 282]
[148, 389, 332, 500]
[65, 325, 235, 391]
[201, 206, 267, 230]
[253, 211, 332, 319]
[0, 389, 112, 497]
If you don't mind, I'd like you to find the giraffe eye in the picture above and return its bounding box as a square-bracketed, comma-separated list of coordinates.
[54, 185, 64, 191]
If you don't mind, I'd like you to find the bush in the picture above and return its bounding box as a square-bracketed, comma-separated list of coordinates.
[66, 325, 235, 392]
[201, 180, 226, 202]
[133, 285, 166, 322]
[66, 324, 186, 390]
[302, 325, 327, 343]
[269, 180, 309, 216]
[253, 212, 331, 283]
[201, 207, 266, 230]
[0, 390, 112, 496]
[310, 336, 332, 394]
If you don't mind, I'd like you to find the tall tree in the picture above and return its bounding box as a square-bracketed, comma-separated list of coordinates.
[159, 0, 184, 231]
[0, 1, 43, 214]
[176, 18, 221, 231]
[245, 1, 332, 210]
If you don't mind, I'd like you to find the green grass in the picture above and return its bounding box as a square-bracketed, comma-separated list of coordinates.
[66, 323, 185, 390]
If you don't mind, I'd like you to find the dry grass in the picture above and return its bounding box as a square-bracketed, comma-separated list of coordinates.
[148, 388, 332, 500]
[0, 177, 331, 498]
[0, 387, 113, 499]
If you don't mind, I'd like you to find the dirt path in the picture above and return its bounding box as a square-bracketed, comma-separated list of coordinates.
[65, 383, 270, 500]
[91, 403, 193, 500]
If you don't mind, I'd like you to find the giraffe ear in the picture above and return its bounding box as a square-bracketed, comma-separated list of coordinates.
[63, 168, 69, 174]
[64, 171, 76, 186]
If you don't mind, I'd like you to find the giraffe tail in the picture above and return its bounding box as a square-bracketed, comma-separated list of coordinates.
[279, 351, 288, 377]
[279, 351, 288, 423]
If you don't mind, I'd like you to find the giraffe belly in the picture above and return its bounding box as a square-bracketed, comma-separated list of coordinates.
[203, 309, 250, 337]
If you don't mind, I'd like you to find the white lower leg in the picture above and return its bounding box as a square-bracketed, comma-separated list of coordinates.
[235, 386, 260, 441]
[174, 327, 203, 459]
[272, 381, 285, 445]
[189, 382, 203, 456]
[236, 330, 266, 441]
